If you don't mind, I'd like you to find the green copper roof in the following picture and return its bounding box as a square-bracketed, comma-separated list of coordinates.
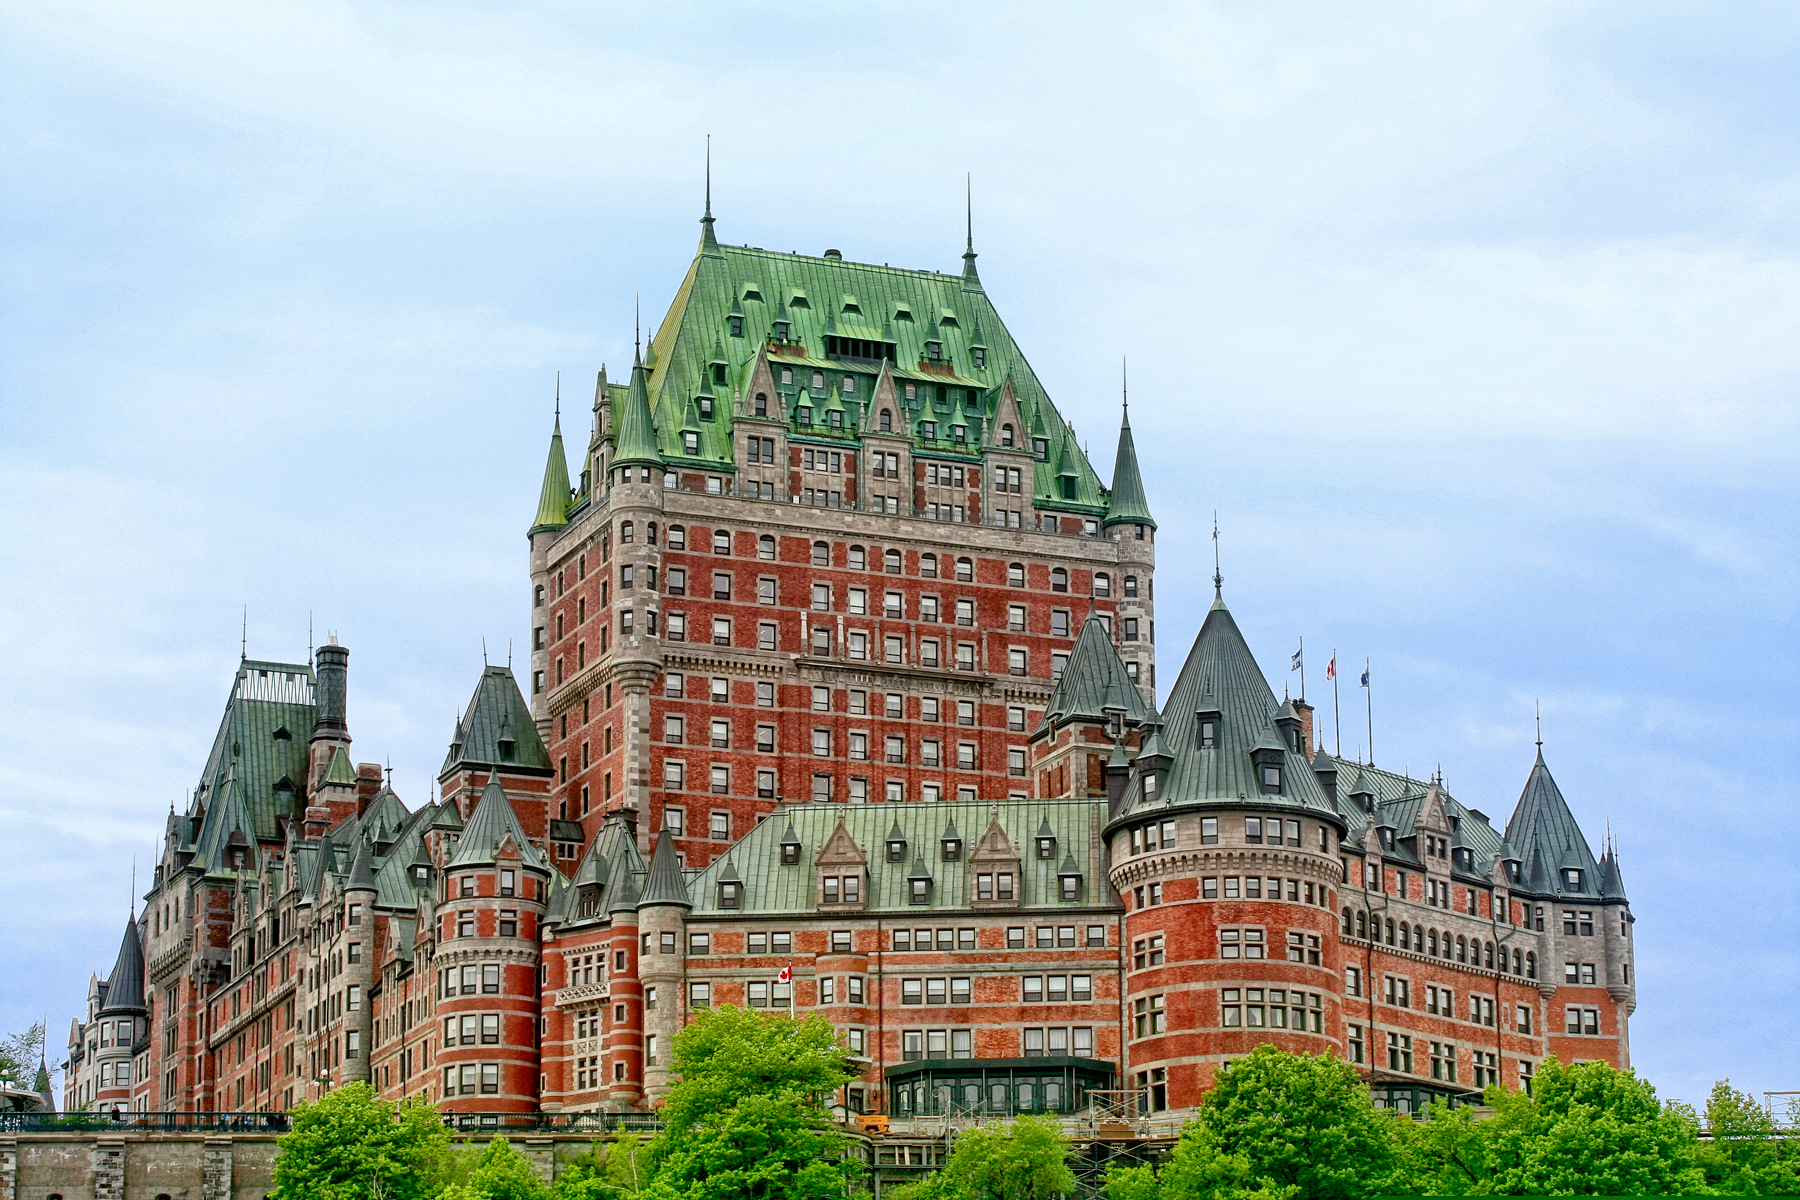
[449, 774, 549, 870]
[1102, 401, 1154, 529]
[190, 660, 316, 844]
[610, 350, 664, 468]
[1502, 750, 1607, 899]
[1040, 615, 1155, 729]
[440, 665, 552, 779]
[1114, 594, 1337, 824]
[632, 228, 1109, 507]
[530, 412, 572, 534]
[686, 799, 1106, 916]
[638, 829, 692, 909]
[322, 745, 356, 786]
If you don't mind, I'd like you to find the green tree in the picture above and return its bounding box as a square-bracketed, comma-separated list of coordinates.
[1193, 1046, 1397, 1199]
[0, 1021, 46, 1084]
[1106, 1120, 1299, 1200]
[272, 1084, 451, 1200]
[889, 1115, 1076, 1200]
[642, 1006, 862, 1200]
[548, 1139, 640, 1200]
[1698, 1080, 1800, 1196]
[457, 1138, 550, 1200]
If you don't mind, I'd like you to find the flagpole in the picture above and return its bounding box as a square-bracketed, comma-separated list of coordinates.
[1365, 657, 1374, 766]
[1332, 649, 1340, 758]
[1299, 636, 1305, 703]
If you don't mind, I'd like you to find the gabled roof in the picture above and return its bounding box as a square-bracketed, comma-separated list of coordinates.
[1039, 615, 1154, 729]
[1113, 594, 1337, 823]
[191, 660, 317, 844]
[440, 665, 552, 778]
[1503, 749, 1605, 899]
[448, 775, 549, 870]
[97, 917, 145, 1014]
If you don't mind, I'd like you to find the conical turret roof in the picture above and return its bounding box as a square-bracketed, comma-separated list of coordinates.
[638, 829, 691, 909]
[1503, 749, 1601, 898]
[345, 837, 378, 892]
[98, 917, 145, 1015]
[1102, 397, 1154, 529]
[530, 410, 572, 534]
[611, 348, 663, 468]
[448, 774, 548, 870]
[441, 665, 551, 778]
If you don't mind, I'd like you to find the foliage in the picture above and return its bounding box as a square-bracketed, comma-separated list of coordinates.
[0, 1021, 46, 1084]
[456, 1138, 551, 1200]
[1195, 1046, 1397, 1199]
[272, 1083, 451, 1200]
[548, 1138, 647, 1200]
[1394, 1056, 1711, 1196]
[888, 1115, 1075, 1200]
[1105, 1120, 1298, 1200]
[1697, 1080, 1800, 1196]
[640, 1005, 862, 1200]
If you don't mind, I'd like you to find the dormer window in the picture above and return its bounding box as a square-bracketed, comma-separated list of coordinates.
[754, 392, 768, 417]
[1058, 865, 1082, 901]
[952, 424, 967, 443]
[1033, 437, 1048, 460]
[729, 315, 744, 337]
[1001, 423, 1014, 446]
[683, 432, 700, 455]
[811, 371, 825, 390]
[880, 409, 893, 431]
[887, 837, 907, 863]
[941, 837, 961, 861]
[498, 739, 516, 762]
[829, 410, 844, 430]
[698, 397, 714, 419]
[972, 347, 986, 369]
[1197, 713, 1220, 749]
[774, 321, 790, 340]
[272, 726, 292, 741]
[921, 420, 937, 440]
[798, 406, 813, 426]
[1036, 836, 1056, 860]
[719, 881, 741, 909]
[1563, 869, 1583, 891]
[926, 341, 943, 362]
[1142, 773, 1158, 798]
[711, 364, 727, 386]
[909, 877, 930, 904]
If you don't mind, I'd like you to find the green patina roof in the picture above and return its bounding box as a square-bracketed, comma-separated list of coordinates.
[441, 665, 552, 779]
[191, 660, 317, 844]
[610, 350, 663, 469]
[686, 799, 1109, 916]
[1102, 401, 1154, 529]
[448, 774, 550, 870]
[1114, 594, 1337, 824]
[1502, 750, 1612, 899]
[637, 829, 691, 909]
[620, 227, 1113, 511]
[1039, 614, 1155, 730]
[322, 745, 356, 786]
[530, 412, 572, 534]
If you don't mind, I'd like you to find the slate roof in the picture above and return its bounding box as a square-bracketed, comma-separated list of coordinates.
[1039, 614, 1154, 730]
[570, 224, 1125, 518]
[1112, 594, 1338, 824]
[96, 917, 145, 1014]
[191, 660, 316, 843]
[1102, 401, 1154, 529]
[638, 829, 692, 909]
[686, 799, 1107, 916]
[1503, 749, 1612, 900]
[441, 665, 552, 778]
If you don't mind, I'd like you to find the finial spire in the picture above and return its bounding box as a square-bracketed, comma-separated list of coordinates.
[1535, 700, 1542, 748]
[130, 858, 136, 918]
[699, 136, 720, 253]
[1211, 512, 1223, 595]
[705, 134, 712, 220]
[1121, 356, 1128, 415]
[634, 294, 641, 358]
[555, 371, 560, 421]
[961, 174, 980, 284]
[240, 605, 247, 660]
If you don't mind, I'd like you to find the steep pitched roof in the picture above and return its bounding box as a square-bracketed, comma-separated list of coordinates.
[637, 829, 692, 909]
[447, 775, 549, 870]
[610, 349, 664, 468]
[440, 665, 552, 778]
[1503, 749, 1603, 899]
[1102, 399, 1154, 529]
[619, 231, 1108, 512]
[1115, 594, 1336, 822]
[1040, 615, 1154, 729]
[530, 411, 572, 534]
[96, 917, 145, 1014]
[191, 660, 316, 843]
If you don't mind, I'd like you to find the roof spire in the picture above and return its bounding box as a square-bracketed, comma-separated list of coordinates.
[1535, 699, 1542, 748]
[530, 396, 572, 534]
[1103, 358, 1154, 531]
[240, 604, 247, 661]
[961, 174, 981, 286]
[1212, 512, 1223, 597]
[699, 136, 722, 256]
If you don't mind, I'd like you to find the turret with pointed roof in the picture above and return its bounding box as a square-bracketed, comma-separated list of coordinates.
[448, 774, 550, 871]
[530, 407, 572, 534]
[441, 665, 552, 782]
[1503, 747, 1604, 899]
[637, 830, 691, 910]
[1102, 392, 1154, 530]
[96, 917, 145, 1018]
[1039, 614, 1155, 731]
[610, 348, 663, 469]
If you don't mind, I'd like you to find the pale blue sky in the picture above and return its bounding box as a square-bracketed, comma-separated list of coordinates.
[2, 2, 1794, 1108]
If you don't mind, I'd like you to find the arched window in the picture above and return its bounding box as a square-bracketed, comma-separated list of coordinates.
[811, 370, 825, 389]
[758, 535, 776, 560]
[1442, 930, 1452, 958]
[1124, 575, 1138, 598]
[647, 521, 658, 545]
[1398, 923, 1409, 951]
[534, 585, 545, 608]
[1427, 929, 1438, 956]
[620, 520, 634, 544]
[884, 548, 902, 574]
[1414, 924, 1424, 950]
[1456, 935, 1468, 963]
[849, 545, 867, 570]
[1094, 572, 1111, 597]
[1385, 918, 1396, 946]
[1050, 567, 1068, 593]
[880, 408, 893, 431]
[1356, 910, 1367, 939]
[713, 529, 731, 554]
[955, 557, 974, 582]
[754, 391, 769, 417]
[667, 525, 686, 550]
[1001, 422, 1014, 446]
[812, 541, 829, 566]
[1007, 562, 1025, 587]
[920, 553, 938, 579]
[1484, 941, 1494, 969]
[1526, 951, 1537, 979]
[1341, 908, 1352, 935]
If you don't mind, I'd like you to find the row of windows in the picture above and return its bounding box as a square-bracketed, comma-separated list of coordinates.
[1220, 988, 1324, 1031]
[661, 764, 1009, 805]
[1202, 876, 1334, 906]
[662, 719, 996, 767]
[437, 964, 504, 996]
[664, 675, 1037, 732]
[441, 1014, 503, 1047]
[1342, 909, 1539, 977]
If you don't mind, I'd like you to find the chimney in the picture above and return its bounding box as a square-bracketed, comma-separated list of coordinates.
[1294, 700, 1315, 757]
[312, 638, 350, 743]
[355, 763, 383, 815]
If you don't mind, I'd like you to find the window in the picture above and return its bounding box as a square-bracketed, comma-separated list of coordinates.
[1133, 995, 1166, 1038]
[1219, 928, 1264, 959]
[1009, 648, 1027, 676]
[955, 557, 974, 581]
[1384, 976, 1411, 1008]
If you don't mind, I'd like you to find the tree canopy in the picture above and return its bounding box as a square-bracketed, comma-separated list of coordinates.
[272, 1084, 451, 1200]
[889, 1114, 1075, 1200]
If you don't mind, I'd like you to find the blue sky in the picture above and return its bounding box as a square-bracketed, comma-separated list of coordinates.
[2, 2, 1794, 1108]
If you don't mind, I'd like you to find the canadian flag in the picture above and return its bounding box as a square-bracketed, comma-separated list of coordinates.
[778, 965, 792, 984]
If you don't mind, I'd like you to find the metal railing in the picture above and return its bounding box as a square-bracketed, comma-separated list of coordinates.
[0, 1111, 290, 1133]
